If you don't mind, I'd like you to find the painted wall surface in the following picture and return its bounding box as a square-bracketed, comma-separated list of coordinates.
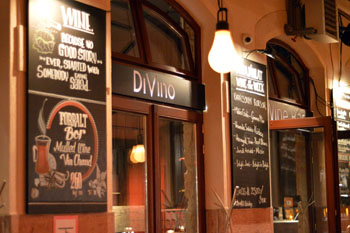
[0, 0, 10, 216]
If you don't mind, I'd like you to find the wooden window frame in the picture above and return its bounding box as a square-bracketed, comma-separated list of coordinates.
[111, 0, 201, 82]
[111, 0, 146, 64]
[139, 1, 195, 75]
[267, 39, 310, 110]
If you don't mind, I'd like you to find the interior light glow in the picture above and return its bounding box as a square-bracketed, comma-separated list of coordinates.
[130, 144, 145, 163]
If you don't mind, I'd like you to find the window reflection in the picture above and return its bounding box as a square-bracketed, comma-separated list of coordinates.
[159, 119, 198, 233]
[112, 111, 147, 233]
[338, 138, 350, 232]
[146, 0, 196, 65]
[271, 129, 329, 233]
[267, 40, 308, 107]
[143, 6, 191, 71]
[111, 0, 140, 57]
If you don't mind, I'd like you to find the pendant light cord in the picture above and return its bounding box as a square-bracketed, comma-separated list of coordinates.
[218, 0, 223, 9]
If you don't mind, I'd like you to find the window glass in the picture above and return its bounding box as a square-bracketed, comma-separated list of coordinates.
[274, 63, 302, 103]
[143, 6, 191, 71]
[159, 118, 198, 233]
[111, 0, 140, 57]
[338, 138, 350, 232]
[267, 41, 308, 107]
[112, 111, 147, 233]
[271, 129, 329, 233]
[146, 0, 196, 64]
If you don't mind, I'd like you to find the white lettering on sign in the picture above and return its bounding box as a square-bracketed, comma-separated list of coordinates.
[338, 109, 347, 120]
[61, 32, 85, 49]
[133, 70, 176, 100]
[61, 6, 94, 34]
[236, 64, 263, 81]
[59, 112, 88, 128]
[234, 64, 265, 96]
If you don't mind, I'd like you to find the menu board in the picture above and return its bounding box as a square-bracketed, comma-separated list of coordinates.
[333, 88, 350, 130]
[27, 0, 106, 213]
[230, 59, 270, 208]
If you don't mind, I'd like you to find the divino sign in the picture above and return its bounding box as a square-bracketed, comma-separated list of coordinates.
[112, 63, 206, 111]
[230, 59, 270, 208]
[27, 0, 106, 213]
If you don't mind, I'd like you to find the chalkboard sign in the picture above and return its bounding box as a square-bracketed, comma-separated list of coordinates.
[27, 0, 106, 213]
[230, 59, 270, 208]
[333, 88, 350, 130]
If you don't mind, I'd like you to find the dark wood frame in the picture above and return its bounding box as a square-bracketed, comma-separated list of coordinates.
[112, 95, 206, 233]
[111, 0, 201, 81]
[140, 1, 195, 74]
[267, 39, 311, 110]
[270, 117, 340, 233]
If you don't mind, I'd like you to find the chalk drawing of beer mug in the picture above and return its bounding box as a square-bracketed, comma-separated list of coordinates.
[32, 135, 52, 174]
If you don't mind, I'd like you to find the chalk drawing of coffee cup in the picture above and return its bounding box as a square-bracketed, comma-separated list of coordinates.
[32, 135, 51, 174]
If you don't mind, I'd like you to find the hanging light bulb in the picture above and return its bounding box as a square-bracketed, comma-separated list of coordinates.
[208, 3, 238, 74]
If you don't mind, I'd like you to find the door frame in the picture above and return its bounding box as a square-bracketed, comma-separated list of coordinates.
[112, 95, 206, 233]
[269, 116, 340, 233]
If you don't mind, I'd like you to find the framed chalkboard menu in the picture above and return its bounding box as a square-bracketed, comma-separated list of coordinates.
[27, 0, 106, 213]
[230, 59, 270, 208]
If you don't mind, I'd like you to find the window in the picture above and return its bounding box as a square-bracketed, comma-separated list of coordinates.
[267, 40, 310, 109]
[142, 4, 193, 72]
[111, 0, 200, 80]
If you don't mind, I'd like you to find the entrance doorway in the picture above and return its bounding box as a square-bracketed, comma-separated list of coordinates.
[111, 95, 205, 233]
[270, 117, 339, 233]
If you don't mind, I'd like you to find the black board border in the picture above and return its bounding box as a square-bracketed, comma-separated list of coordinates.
[26, 0, 107, 214]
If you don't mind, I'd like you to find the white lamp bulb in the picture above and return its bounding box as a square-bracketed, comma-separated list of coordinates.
[208, 29, 237, 74]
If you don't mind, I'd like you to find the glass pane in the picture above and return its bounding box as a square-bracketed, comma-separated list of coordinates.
[143, 6, 191, 71]
[145, 0, 196, 65]
[274, 63, 302, 103]
[266, 43, 308, 106]
[268, 71, 278, 98]
[338, 138, 350, 232]
[271, 128, 328, 233]
[112, 111, 147, 233]
[311, 129, 328, 233]
[159, 118, 198, 233]
[111, 0, 140, 57]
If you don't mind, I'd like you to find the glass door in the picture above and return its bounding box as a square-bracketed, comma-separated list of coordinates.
[270, 117, 339, 233]
[112, 96, 204, 233]
[153, 105, 203, 233]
